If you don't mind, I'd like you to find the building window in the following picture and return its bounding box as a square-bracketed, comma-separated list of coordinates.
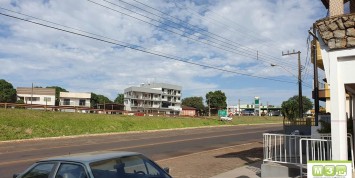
[63, 99, 70, 105]
[28, 97, 40, 101]
[44, 97, 51, 102]
[79, 99, 86, 106]
[162, 96, 165, 99]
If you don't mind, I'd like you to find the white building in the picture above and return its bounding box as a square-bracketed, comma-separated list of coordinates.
[124, 83, 182, 115]
[16, 87, 55, 106]
[314, 0, 355, 161]
[59, 92, 91, 108]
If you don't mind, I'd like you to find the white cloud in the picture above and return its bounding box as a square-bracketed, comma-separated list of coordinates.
[0, 0, 326, 104]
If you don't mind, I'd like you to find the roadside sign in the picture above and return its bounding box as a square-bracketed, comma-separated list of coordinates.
[255, 97, 259, 105]
[307, 160, 352, 178]
[218, 110, 227, 117]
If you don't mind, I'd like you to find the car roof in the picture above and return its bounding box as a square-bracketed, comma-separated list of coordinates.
[38, 151, 141, 164]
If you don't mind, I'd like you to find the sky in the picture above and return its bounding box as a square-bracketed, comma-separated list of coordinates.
[0, 0, 327, 106]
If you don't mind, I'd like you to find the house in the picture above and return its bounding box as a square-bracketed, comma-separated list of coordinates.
[59, 92, 91, 112]
[180, 106, 196, 116]
[16, 87, 55, 106]
[124, 83, 182, 115]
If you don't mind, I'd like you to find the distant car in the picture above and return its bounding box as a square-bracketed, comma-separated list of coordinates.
[14, 151, 172, 178]
[241, 110, 254, 116]
[268, 111, 281, 116]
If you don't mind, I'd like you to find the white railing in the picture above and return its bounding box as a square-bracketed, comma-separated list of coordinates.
[263, 133, 311, 165]
[299, 134, 354, 177]
[264, 133, 354, 177]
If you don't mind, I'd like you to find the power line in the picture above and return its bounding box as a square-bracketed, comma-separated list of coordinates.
[91, 0, 298, 70]
[129, 0, 296, 68]
[0, 11, 301, 86]
[169, 0, 297, 67]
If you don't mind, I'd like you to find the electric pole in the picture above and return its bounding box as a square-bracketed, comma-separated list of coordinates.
[31, 82, 33, 110]
[238, 99, 241, 116]
[282, 50, 303, 118]
[208, 99, 211, 117]
[310, 26, 319, 126]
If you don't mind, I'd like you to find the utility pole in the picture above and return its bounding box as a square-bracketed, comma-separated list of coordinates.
[31, 82, 33, 110]
[310, 26, 319, 126]
[208, 99, 211, 117]
[282, 50, 303, 118]
[238, 99, 241, 116]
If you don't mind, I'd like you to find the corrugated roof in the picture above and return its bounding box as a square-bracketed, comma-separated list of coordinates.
[16, 87, 55, 95]
[182, 106, 196, 110]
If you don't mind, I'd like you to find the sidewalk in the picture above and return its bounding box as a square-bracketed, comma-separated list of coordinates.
[210, 161, 262, 178]
[157, 142, 263, 178]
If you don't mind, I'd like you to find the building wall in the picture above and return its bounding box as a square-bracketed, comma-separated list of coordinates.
[326, 97, 351, 115]
[59, 92, 91, 107]
[181, 110, 196, 116]
[17, 94, 55, 106]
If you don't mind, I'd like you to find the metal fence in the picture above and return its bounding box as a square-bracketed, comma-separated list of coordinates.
[263, 133, 311, 165]
[263, 133, 354, 177]
[299, 134, 354, 177]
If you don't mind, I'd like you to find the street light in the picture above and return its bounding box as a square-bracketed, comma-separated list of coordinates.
[271, 62, 303, 118]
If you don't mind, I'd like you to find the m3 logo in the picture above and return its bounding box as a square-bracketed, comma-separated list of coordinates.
[312, 165, 347, 177]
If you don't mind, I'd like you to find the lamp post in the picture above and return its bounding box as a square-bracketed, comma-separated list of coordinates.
[271, 61, 303, 118]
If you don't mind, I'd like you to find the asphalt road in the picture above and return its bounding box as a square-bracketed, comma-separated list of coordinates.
[0, 124, 282, 178]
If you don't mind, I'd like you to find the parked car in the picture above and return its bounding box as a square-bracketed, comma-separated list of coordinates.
[14, 151, 172, 178]
[241, 110, 255, 116]
[268, 110, 281, 116]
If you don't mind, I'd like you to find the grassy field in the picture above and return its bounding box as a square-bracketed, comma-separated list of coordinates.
[0, 108, 283, 141]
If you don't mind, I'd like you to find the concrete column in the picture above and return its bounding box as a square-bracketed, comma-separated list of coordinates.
[352, 94, 355, 162]
[330, 54, 348, 160]
[329, 0, 344, 16]
[350, 95, 353, 119]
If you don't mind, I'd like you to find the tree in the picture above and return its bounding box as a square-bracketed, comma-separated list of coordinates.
[281, 95, 313, 120]
[114, 93, 124, 104]
[91, 93, 112, 107]
[206, 90, 227, 115]
[182, 96, 205, 115]
[0, 79, 16, 103]
[46, 86, 67, 106]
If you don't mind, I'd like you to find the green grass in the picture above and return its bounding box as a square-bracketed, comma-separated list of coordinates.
[0, 109, 282, 141]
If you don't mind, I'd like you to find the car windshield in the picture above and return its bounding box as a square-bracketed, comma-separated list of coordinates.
[90, 155, 170, 178]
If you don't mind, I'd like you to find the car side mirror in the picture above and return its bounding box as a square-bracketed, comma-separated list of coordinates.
[163, 167, 170, 173]
[13, 174, 19, 178]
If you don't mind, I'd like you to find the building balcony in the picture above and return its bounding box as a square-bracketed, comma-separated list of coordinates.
[168, 106, 182, 111]
[311, 40, 325, 70]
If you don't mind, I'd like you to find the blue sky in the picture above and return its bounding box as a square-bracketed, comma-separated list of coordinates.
[0, 0, 327, 106]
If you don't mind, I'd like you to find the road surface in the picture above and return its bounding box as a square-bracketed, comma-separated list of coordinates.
[0, 124, 282, 177]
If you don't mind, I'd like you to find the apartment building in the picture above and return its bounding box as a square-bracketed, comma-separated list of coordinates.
[124, 83, 182, 115]
[16, 87, 55, 106]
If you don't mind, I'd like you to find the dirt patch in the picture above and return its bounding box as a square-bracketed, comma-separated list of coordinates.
[157, 142, 263, 178]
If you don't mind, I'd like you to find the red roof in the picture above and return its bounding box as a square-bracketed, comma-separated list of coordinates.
[182, 106, 196, 110]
